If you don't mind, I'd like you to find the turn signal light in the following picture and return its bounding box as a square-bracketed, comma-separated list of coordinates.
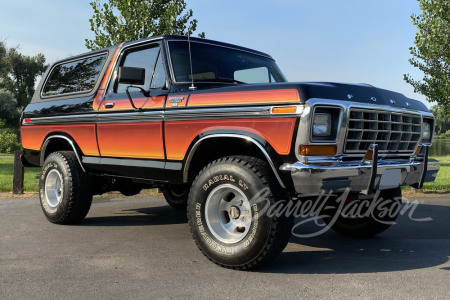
[299, 145, 337, 156]
[363, 149, 373, 160]
[271, 106, 299, 114]
[414, 146, 422, 156]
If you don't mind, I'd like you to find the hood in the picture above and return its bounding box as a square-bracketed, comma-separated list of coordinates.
[294, 82, 428, 111]
[178, 81, 429, 112]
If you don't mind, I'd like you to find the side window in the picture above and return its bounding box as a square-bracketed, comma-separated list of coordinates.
[116, 46, 162, 94]
[150, 52, 166, 89]
[234, 67, 270, 84]
[42, 53, 107, 97]
[270, 74, 276, 83]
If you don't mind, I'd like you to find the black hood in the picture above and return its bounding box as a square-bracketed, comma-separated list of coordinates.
[295, 82, 428, 111]
[184, 82, 428, 112]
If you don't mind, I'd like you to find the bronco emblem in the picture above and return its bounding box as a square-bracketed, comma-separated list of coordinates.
[169, 96, 184, 107]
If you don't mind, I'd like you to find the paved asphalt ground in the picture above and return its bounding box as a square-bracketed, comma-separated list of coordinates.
[0, 193, 449, 299]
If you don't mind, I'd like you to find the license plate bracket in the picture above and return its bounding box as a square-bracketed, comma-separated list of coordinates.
[379, 169, 401, 190]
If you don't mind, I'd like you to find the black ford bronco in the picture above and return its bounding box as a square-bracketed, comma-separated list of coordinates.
[20, 35, 439, 269]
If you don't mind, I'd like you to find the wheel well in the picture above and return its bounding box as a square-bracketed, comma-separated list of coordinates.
[41, 137, 77, 165]
[186, 137, 269, 182]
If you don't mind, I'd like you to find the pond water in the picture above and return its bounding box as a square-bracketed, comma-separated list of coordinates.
[430, 139, 450, 157]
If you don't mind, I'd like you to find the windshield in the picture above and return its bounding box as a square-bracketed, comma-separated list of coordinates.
[168, 41, 287, 84]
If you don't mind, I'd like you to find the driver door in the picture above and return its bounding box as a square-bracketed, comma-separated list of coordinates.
[96, 42, 168, 178]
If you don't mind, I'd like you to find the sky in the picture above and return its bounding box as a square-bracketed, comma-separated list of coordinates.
[0, 0, 431, 107]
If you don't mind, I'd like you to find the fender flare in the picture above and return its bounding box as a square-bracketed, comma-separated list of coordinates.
[40, 134, 86, 172]
[183, 133, 286, 189]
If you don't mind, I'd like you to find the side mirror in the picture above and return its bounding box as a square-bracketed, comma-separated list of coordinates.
[118, 66, 145, 85]
[117, 66, 149, 111]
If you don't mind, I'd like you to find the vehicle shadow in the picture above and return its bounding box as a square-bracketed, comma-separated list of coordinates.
[80, 198, 450, 274]
[259, 203, 450, 274]
[81, 204, 188, 227]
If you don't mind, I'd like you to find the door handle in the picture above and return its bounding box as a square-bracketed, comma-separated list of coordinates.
[105, 102, 115, 109]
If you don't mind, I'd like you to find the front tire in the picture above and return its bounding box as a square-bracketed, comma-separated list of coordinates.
[187, 156, 293, 270]
[39, 151, 92, 224]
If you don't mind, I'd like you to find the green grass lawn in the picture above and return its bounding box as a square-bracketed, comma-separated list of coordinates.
[0, 155, 40, 192]
[0, 154, 449, 193]
[422, 155, 450, 191]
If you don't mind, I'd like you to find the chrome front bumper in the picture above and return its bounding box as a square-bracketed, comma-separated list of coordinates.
[284, 145, 440, 195]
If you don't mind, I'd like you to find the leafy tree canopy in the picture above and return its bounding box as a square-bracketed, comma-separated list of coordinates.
[0, 89, 19, 127]
[430, 104, 450, 134]
[0, 41, 47, 110]
[85, 0, 205, 50]
[404, 0, 450, 108]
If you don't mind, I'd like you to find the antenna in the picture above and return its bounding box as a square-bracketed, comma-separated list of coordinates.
[187, 32, 197, 91]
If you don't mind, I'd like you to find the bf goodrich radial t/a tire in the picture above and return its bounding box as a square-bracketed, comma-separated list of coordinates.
[161, 184, 190, 211]
[187, 156, 293, 270]
[39, 151, 92, 225]
[323, 187, 402, 238]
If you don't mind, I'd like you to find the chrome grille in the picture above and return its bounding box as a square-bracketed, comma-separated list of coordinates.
[345, 108, 421, 154]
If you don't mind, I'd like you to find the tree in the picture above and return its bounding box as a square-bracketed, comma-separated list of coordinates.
[0, 41, 8, 75]
[0, 89, 20, 127]
[0, 41, 46, 132]
[85, 0, 205, 50]
[0, 90, 21, 153]
[0, 41, 47, 110]
[404, 0, 450, 107]
[430, 104, 450, 134]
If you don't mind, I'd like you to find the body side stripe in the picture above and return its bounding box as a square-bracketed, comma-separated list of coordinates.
[188, 89, 300, 106]
[165, 118, 297, 160]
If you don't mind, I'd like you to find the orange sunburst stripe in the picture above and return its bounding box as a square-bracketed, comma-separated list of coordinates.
[188, 89, 300, 107]
[97, 122, 164, 159]
[165, 118, 297, 160]
[21, 124, 99, 156]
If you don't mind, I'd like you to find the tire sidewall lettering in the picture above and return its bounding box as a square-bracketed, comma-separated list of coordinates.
[202, 174, 235, 191]
[39, 156, 67, 216]
[191, 165, 272, 261]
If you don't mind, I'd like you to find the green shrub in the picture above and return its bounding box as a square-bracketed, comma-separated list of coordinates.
[435, 131, 450, 139]
[0, 129, 20, 153]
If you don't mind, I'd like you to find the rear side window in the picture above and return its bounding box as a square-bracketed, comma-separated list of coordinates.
[42, 53, 108, 97]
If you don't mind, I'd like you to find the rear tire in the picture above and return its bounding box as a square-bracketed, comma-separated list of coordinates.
[323, 188, 402, 237]
[39, 151, 92, 225]
[161, 184, 189, 211]
[187, 156, 293, 270]
[118, 180, 142, 196]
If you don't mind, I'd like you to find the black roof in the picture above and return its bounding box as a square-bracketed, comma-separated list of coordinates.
[121, 35, 273, 59]
[59, 35, 273, 64]
[52, 35, 274, 65]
